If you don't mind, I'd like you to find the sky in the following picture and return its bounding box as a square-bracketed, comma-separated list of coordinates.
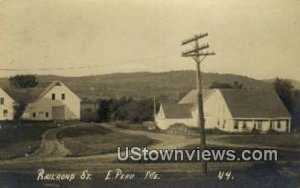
[0, 0, 300, 80]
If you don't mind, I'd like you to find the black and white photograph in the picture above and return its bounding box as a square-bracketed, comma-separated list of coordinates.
[0, 0, 299, 187]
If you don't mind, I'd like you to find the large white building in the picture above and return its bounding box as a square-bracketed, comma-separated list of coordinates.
[0, 87, 15, 121]
[5, 81, 81, 121]
[155, 89, 291, 133]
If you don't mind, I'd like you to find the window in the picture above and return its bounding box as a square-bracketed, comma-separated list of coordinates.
[62, 94, 65, 100]
[243, 121, 247, 129]
[0, 97, 4, 105]
[52, 94, 55, 100]
[234, 120, 238, 129]
[45, 112, 49, 118]
[257, 121, 262, 130]
[223, 120, 226, 128]
[277, 121, 281, 129]
[3, 109, 8, 117]
[32, 112, 36, 118]
[217, 119, 220, 126]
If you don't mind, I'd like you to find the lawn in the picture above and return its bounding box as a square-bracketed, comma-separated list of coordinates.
[0, 122, 56, 160]
[57, 125, 156, 157]
[217, 134, 300, 148]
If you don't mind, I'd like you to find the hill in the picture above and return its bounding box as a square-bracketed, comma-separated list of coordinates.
[0, 71, 273, 101]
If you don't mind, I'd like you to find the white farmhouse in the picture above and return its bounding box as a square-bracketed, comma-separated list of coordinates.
[0, 87, 15, 121]
[155, 89, 291, 133]
[6, 81, 81, 121]
[155, 90, 214, 130]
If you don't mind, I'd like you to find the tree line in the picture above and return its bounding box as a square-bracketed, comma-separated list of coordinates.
[82, 97, 163, 123]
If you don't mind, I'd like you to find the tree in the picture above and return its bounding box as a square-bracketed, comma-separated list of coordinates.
[96, 97, 154, 123]
[209, 81, 243, 89]
[209, 81, 233, 89]
[274, 78, 300, 131]
[97, 99, 113, 122]
[9, 74, 38, 88]
[232, 81, 243, 89]
[13, 102, 27, 124]
[273, 78, 294, 113]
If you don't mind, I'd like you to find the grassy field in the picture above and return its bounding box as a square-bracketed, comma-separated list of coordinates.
[218, 134, 300, 148]
[0, 122, 56, 160]
[114, 122, 148, 130]
[57, 125, 156, 157]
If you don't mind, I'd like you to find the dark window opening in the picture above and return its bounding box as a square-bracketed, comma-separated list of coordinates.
[243, 121, 247, 129]
[33, 112, 36, 118]
[234, 120, 238, 129]
[3, 109, 8, 117]
[257, 121, 262, 130]
[52, 94, 55, 100]
[45, 112, 49, 118]
[0, 97, 4, 105]
[62, 94, 65, 100]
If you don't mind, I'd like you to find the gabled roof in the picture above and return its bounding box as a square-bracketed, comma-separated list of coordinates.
[178, 89, 215, 105]
[161, 103, 193, 119]
[0, 87, 15, 102]
[2, 81, 64, 103]
[220, 89, 291, 118]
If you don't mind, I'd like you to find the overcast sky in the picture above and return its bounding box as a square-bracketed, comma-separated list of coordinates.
[0, 0, 299, 80]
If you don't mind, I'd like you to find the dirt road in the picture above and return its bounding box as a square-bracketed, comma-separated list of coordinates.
[10, 123, 87, 162]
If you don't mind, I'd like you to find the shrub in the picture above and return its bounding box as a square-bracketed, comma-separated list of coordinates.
[167, 123, 189, 134]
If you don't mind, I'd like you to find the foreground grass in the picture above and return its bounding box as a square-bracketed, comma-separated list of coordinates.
[0, 122, 56, 160]
[218, 134, 300, 148]
[57, 125, 156, 157]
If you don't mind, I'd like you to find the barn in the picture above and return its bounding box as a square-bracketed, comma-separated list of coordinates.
[5, 81, 81, 121]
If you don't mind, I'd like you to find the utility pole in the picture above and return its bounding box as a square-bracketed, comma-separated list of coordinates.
[181, 33, 215, 174]
[153, 96, 156, 122]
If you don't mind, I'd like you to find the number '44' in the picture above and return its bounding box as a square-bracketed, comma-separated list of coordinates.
[218, 171, 234, 180]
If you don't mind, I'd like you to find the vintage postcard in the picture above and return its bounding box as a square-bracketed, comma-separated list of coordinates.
[0, 0, 299, 187]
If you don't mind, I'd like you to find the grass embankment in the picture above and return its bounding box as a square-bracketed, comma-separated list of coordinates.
[57, 125, 156, 157]
[0, 122, 55, 160]
[218, 134, 300, 148]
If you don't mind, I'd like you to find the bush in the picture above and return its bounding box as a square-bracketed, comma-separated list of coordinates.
[167, 123, 190, 134]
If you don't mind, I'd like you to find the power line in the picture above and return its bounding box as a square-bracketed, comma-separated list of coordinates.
[0, 51, 180, 71]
